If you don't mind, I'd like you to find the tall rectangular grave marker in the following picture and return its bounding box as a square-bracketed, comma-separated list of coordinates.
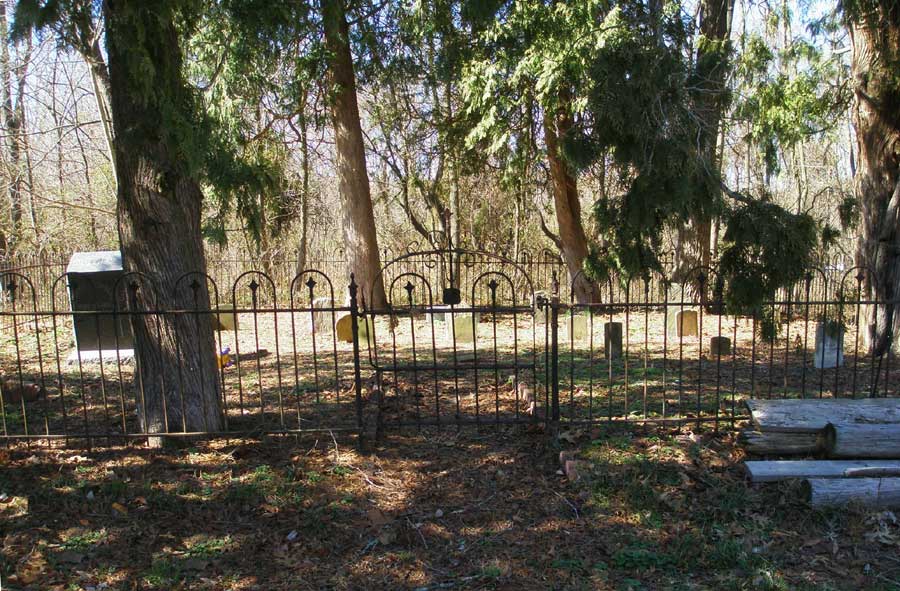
[66, 251, 134, 362]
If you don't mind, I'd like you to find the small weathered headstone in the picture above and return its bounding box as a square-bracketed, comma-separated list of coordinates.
[710, 336, 731, 356]
[667, 309, 699, 338]
[211, 305, 238, 331]
[564, 459, 583, 482]
[427, 304, 452, 324]
[604, 322, 623, 360]
[445, 312, 478, 343]
[532, 291, 549, 323]
[310, 296, 333, 331]
[568, 313, 590, 342]
[814, 321, 844, 369]
[335, 313, 374, 343]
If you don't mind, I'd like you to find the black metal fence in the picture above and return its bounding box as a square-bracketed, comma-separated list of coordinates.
[0, 248, 893, 448]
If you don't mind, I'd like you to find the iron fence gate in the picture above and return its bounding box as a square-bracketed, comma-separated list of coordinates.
[0, 248, 898, 448]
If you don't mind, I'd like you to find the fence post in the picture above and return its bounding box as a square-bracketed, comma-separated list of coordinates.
[349, 274, 364, 445]
[550, 272, 560, 423]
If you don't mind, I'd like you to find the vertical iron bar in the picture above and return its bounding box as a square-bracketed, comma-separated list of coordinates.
[349, 275, 364, 442]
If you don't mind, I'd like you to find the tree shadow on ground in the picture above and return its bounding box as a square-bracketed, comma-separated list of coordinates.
[2, 425, 898, 590]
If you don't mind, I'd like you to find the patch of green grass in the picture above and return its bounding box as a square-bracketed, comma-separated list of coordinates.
[142, 557, 181, 588]
[272, 482, 305, 506]
[251, 464, 275, 483]
[481, 565, 503, 579]
[199, 470, 222, 482]
[332, 465, 352, 476]
[49, 474, 77, 490]
[144, 485, 181, 511]
[186, 535, 231, 558]
[223, 481, 262, 505]
[749, 568, 793, 591]
[551, 558, 585, 572]
[611, 543, 672, 572]
[62, 528, 106, 550]
[99, 479, 127, 498]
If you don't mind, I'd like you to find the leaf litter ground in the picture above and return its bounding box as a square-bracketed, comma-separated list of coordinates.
[2, 425, 900, 590]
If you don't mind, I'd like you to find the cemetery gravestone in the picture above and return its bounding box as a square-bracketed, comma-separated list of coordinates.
[710, 336, 731, 356]
[667, 309, 699, 338]
[336, 313, 374, 343]
[66, 251, 134, 360]
[814, 322, 844, 369]
[310, 297, 334, 332]
[604, 322, 623, 360]
[568, 313, 590, 342]
[212, 305, 238, 332]
[445, 312, 478, 343]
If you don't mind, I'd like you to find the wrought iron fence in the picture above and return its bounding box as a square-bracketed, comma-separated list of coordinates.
[0, 248, 893, 448]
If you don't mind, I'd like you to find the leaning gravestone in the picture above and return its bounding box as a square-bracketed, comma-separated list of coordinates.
[66, 251, 134, 362]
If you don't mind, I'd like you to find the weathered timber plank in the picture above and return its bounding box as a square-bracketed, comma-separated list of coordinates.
[739, 430, 822, 455]
[804, 477, 900, 508]
[745, 398, 900, 433]
[745, 460, 900, 483]
[823, 423, 900, 458]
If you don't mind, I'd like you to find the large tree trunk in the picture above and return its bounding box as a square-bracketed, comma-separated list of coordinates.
[15, 31, 36, 244]
[322, 0, 387, 309]
[543, 105, 599, 304]
[66, 64, 99, 247]
[51, 55, 68, 228]
[295, 114, 310, 275]
[676, 0, 734, 287]
[84, 36, 116, 176]
[105, 1, 223, 442]
[849, 4, 900, 357]
[1, 3, 23, 256]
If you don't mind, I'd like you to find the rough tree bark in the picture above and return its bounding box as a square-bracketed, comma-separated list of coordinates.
[105, 1, 223, 442]
[322, 0, 387, 309]
[292, 113, 310, 275]
[543, 103, 600, 304]
[84, 35, 116, 175]
[675, 0, 734, 285]
[16, 36, 38, 242]
[1, 3, 23, 255]
[848, 1, 900, 357]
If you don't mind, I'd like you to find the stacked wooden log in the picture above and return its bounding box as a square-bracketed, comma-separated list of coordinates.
[740, 398, 900, 508]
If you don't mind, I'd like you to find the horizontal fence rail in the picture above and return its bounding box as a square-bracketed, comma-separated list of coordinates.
[0, 250, 893, 448]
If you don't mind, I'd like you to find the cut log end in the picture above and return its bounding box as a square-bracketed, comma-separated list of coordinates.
[804, 477, 900, 509]
[739, 429, 822, 456]
[824, 422, 900, 459]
